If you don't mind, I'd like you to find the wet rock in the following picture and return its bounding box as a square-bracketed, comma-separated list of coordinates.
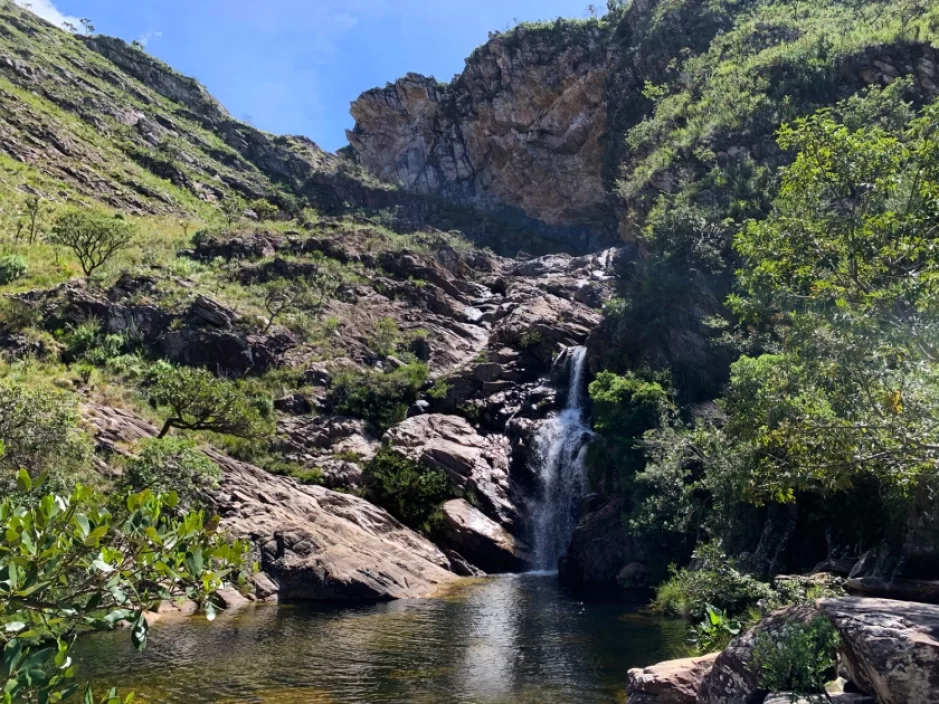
[626, 653, 718, 704]
[818, 597, 939, 704]
[558, 497, 653, 593]
[438, 499, 528, 573]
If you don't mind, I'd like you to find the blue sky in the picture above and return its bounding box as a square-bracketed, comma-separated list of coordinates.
[20, 0, 590, 152]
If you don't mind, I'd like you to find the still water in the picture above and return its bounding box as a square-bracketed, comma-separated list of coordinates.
[75, 574, 686, 704]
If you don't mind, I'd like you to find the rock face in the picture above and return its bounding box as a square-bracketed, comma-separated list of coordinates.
[818, 597, 939, 704]
[438, 499, 529, 573]
[626, 653, 718, 704]
[348, 24, 616, 231]
[81, 403, 459, 601]
[558, 497, 655, 594]
[207, 450, 460, 601]
[385, 414, 519, 530]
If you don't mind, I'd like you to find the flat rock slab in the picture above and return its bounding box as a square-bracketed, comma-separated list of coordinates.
[818, 597, 939, 704]
[626, 653, 718, 703]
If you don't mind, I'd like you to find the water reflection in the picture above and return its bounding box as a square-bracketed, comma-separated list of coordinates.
[75, 574, 686, 704]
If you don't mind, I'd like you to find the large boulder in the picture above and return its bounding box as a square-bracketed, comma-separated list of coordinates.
[626, 653, 718, 704]
[384, 414, 519, 529]
[438, 499, 529, 573]
[698, 605, 819, 704]
[207, 449, 460, 601]
[818, 597, 939, 704]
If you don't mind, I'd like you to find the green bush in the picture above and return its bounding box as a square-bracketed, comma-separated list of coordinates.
[328, 362, 428, 431]
[364, 448, 455, 532]
[0, 254, 27, 285]
[0, 380, 93, 493]
[689, 605, 742, 655]
[653, 544, 774, 619]
[123, 437, 220, 509]
[751, 617, 840, 697]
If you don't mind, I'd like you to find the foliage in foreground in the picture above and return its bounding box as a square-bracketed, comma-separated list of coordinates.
[0, 476, 252, 703]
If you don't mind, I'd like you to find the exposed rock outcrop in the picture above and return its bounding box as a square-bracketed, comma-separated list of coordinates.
[818, 597, 939, 704]
[207, 450, 460, 601]
[697, 605, 819, 704]
[438, 498, 529, 573]
[348, 23, 616, 232]
[81, 404, 460, 601]
[626, 653, 718, 704]
[384, 414, 518, 530]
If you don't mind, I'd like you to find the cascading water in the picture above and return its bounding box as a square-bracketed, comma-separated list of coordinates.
[529, 345, 593, 572]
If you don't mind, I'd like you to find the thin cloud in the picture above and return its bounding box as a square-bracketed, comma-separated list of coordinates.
[137, 29, 163, 47]
[13, 0, 81, 30]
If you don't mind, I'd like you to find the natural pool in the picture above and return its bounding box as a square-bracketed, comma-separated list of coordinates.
[75, 574, 686, 704]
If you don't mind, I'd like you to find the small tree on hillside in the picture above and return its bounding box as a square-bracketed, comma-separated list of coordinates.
[23, 194, 45, 244]
[49, 209, 136, 277]
[249, 198, 278, 222]
[260, 269, 339, 333]
[220, 194, 246, 229]
[149, 366, 273, 439]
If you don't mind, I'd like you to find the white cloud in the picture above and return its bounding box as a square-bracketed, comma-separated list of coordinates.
[136, 29, 163, 47]
[13, 0, 82, 30]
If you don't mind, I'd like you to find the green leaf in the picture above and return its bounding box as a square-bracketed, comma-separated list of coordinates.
[15, 469, 31, 493]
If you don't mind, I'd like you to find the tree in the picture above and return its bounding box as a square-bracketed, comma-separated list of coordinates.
[23, 194, 44, 245]
[79, 18, 95, 34]
[725, 87, 939, 502]
[149, 366, 273, 440]
[0, 381, 93, 493]
[259, 269, 338, 333]
[48, 209, 136, 278]
[0, 477, 252, 703]
[219, 195, 246, 229]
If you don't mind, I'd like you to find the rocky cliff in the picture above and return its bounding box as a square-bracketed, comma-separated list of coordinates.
[349, 24, 615, 231]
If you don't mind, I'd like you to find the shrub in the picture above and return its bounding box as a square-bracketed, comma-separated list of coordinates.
[328, 362, 428, 431]
[48, 208, 136, 277]
[367, 316, 402, 358]
[249, 198, 278, 221]
[149, 366, 274, 440]
[364, 448, 455, 532]
[123, 437, 220, 509]
[689, 605, 742, 655]
[751, 617, 840, 697]
[0, 380, 93, 492]
[0, 481, 252, 703]
[0, 254, 27, 285]
[653, 544, 774, 619]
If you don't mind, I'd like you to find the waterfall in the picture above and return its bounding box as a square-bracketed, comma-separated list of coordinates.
[530, 345, 593, 572]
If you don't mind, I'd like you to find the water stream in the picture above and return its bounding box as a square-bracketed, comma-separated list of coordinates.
[529, 346, 593, 571]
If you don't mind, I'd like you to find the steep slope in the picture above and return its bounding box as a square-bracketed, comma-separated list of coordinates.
[0, 1, 604, 256]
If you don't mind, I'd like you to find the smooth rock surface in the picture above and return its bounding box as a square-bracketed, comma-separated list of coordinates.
[626, 653, 718, 704]
[385, 414, 518, 528]
[439, 498, 528, 573]
[818, 597, 939, 704]
[207, 449, 460, 601]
